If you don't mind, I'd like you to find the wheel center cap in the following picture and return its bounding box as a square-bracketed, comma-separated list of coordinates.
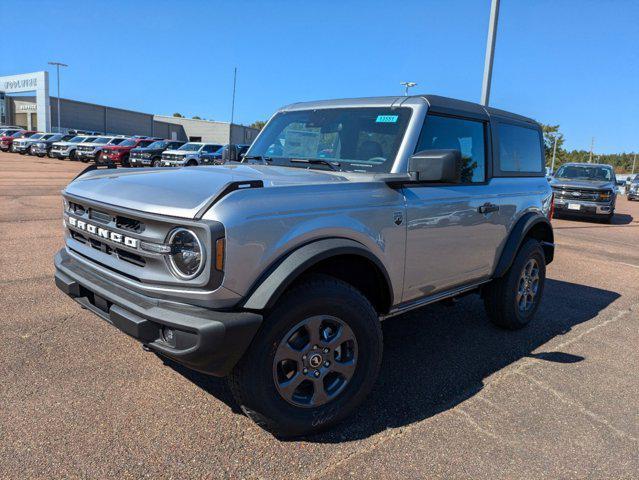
[308, 353, 323, 368]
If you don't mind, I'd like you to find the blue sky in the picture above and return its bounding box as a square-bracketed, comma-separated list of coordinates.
[3, 0, 638, 153]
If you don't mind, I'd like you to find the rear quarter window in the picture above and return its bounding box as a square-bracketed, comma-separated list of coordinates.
[496, 123, 543, 175]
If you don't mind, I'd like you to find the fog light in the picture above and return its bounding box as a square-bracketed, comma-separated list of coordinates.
[162, 326, 176, 346]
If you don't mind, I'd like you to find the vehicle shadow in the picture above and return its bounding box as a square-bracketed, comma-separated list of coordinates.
[162, 278, 619, 442]
[554, 212, 634, 225]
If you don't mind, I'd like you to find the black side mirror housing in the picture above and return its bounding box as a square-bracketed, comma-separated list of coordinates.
[408, 149, 463, 183]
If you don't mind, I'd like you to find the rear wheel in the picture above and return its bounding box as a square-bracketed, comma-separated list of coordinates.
[121, 155, 130, 167]
[152, 158, 161, 168]
[484, 239, 546, 330]
[228, 275, 382, 437]
[69, 150, 77, 161]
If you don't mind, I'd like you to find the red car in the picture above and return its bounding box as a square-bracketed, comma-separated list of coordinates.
[99, 138, 157, 166]
[0, 130, 37, 152]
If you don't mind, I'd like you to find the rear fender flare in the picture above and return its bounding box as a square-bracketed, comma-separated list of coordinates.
[493, 213, 554, 278]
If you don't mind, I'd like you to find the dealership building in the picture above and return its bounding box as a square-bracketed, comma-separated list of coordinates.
[0, 71, 259, 144]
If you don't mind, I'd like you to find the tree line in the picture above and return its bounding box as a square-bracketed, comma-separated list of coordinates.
[542, 124, 636, 173]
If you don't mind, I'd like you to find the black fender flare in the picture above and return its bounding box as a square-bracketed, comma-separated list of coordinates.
[493, 212, 554, 278]
[242, 238, 393, 311]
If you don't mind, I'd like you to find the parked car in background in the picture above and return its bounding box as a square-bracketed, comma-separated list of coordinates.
[129, 140, 185, 167]
[0, 130, 36, 152]
[75, 136, 128, 163]
[12, 133, 55, 154]
[29, 133, 76, 157]
[99, 138, 157, 166]
[627, 175, 639, 201]
[160, 142, 222, 167]
[550, 163, 617, 222]
[200, 144, 250, 165]
[50, 135, 98, 160]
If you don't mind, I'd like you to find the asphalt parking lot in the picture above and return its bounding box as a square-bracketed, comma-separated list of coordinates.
[1, 152, 638, 479]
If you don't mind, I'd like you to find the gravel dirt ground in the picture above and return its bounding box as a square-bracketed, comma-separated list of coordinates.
[1, 152, 638, 479]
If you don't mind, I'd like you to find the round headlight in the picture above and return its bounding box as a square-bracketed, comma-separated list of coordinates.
[168, 228, 204, 279]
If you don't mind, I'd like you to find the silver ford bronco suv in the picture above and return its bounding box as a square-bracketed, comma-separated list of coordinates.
[54, 95, 554, 437]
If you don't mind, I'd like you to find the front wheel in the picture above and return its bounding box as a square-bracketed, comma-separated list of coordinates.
[152, 158, 162, 168]
[484, 239, 546, 330]
[228, 275, 382, 437]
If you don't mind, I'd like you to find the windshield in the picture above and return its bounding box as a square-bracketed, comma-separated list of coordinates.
[118, 139, 136, 147]
[145, 141, 168, 149]
[178, 143, 202, 151]
[29, 134, 44, 140]
[82, 137, 97, 142]
[68, 136, 85, 143]
[247, 107, 412, 172]
[111, 138, 127, 145]
[41, 134, 55, 140]
[555, 165, 613, 181]
[93, 137, 111, 144]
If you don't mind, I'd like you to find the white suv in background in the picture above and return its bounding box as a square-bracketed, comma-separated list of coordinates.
[75, 136, 128, 163]
[160, 142, 222, 167]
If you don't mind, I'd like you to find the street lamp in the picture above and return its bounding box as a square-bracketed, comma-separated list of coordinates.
[400, 81, 417, 96]
[48, 61, 68, 133]
[481, 0, 500, 106]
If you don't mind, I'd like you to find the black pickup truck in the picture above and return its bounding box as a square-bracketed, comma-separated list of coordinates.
[129, 140, 185, 167]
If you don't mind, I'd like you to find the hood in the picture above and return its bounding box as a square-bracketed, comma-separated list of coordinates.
[550, 178, 614, 190]
[64, 164, 351, 218]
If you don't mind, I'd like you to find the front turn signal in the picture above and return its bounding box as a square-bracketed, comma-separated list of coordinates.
[215, 237, 225, 271]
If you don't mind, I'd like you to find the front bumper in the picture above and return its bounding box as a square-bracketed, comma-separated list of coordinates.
[130, 157, 152, 166]
[628, 190, 639, 200]
[76, 150, 97, 159]
[553, 198, 614, 216]
[54, 248, 262, 376]
[30, 146, 48, 155]
[161, 160, 187, 167]
[50, 149, 70, 158]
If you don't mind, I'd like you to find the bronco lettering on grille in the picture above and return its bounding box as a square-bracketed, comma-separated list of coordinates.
[68, 216, 139, 248]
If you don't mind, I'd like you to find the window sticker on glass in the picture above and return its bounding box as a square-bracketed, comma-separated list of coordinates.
[375, 115, 399, 123]
[283, 129, 321, 158]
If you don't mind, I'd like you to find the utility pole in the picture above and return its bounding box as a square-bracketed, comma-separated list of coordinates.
[481, 0, 500, 106]
[400, 81, 417, 96]
[589, 137, 594, 163]
[48, 61, 68, 133]
[230, 67, 237, 127]
[632, 154, 636, 174]
[550, 135, 558, 173]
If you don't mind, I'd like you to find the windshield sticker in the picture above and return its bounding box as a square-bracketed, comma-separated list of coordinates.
[376, 115, 399, 123]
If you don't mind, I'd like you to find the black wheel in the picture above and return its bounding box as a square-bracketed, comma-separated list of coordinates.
[228, 275, 382, 437]
[69, 150, 76, 161]
[186, 159, 198, 166]
[80, 157, 89, 163]
[121, 155, 130, 167]
[152, 158, 162, 168]
[484, 239, 546, 330]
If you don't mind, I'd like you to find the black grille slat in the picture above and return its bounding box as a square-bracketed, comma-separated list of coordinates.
[89, 209, 113, 224]
[116, 216, 144, 233]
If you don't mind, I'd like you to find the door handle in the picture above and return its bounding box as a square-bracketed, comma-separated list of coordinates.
[478, 202, 499, 214]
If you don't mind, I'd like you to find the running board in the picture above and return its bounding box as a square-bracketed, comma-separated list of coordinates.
[380, 280, 489, 320]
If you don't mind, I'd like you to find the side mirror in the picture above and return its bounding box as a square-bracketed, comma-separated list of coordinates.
[408, 149, 462, 183]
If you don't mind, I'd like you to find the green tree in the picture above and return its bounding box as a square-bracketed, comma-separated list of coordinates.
[250, 120, 267, 131]
[192, 116, 202, 120]
[172, 112, 183, 118]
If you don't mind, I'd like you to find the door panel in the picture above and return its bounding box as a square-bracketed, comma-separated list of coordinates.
[402, 183, 507, 302]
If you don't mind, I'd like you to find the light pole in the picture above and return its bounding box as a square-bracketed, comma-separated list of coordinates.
[230, 67, 237, 126]
[400, 81, 417, 96]
[632, 154, 636, 175]
[48, 61, 68, 133]
[550, 135, 558, 174]
[481, 0, 500, 106]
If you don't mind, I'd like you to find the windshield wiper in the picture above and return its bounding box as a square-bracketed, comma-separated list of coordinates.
[243, 155, 272, 163]
[289, 158, 341, 171]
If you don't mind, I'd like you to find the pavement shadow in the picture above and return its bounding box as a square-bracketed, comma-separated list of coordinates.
[162, 278, 619, 442]
[554, 212, 634, 225]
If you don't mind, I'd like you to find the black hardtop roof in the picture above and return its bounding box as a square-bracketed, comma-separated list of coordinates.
[420, 95, 537, 125]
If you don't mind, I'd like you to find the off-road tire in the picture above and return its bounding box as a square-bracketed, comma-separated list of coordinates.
[484, 239, 546, 330]
[228, 275, 382, 438]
